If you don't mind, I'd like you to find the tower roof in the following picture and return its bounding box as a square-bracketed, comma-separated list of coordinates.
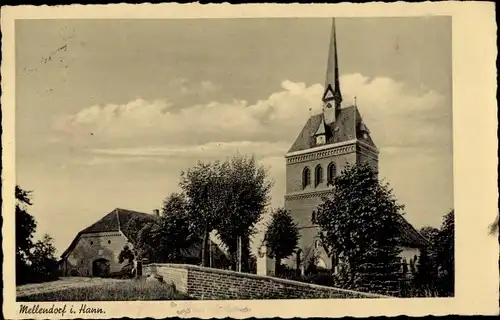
[288, 18, 377, 154]
[288, 106, 377, 153]
[288, 106, 356, 153]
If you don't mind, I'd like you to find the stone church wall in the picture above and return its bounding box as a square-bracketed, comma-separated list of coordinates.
[143, 263, 388, 299]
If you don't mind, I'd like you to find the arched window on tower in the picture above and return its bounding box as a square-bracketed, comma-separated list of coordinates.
[315, 165, 323, 187]
[311, 211, 316, 224]
[327, 162, 337, 185]
[302, 167, 311, 189]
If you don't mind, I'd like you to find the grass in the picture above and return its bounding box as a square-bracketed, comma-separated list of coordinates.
[18, 279, 194, 301]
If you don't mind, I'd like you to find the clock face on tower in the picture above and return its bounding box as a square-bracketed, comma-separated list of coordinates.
[326, 102, 332, 109]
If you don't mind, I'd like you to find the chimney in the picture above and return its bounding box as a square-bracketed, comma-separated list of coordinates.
[153, 209, 160, 216]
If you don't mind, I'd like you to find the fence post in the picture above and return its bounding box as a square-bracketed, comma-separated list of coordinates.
[237, 236, 242, 272]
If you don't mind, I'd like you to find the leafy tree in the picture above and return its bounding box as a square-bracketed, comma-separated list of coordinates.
[162, 192, 200, 243]
[216, 155, 273, 272]
[315, 163, 403, 295]
[16, 186, 36, 263]
[180, 160, 231, 267]
[162, 192, 188, 218]
[132, 197, 198, 264]
[118, 245, 135, 264]
[29, 234, 59, 281]
[16, 185, 37, 284]
[420, 226, 440, 248]
[15, 186, 61, 284]
[436, 209, 454, 296]
[135, 222, 162, 262]
[122, 214, 156, 247]
[415, 226, 440, 288]
[264, 208, 300, 274]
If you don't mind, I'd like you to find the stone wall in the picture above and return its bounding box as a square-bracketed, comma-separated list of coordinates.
[143, 263, 388, 300]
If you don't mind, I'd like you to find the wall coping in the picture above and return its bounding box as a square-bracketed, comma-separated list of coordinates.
[145, 263, 389, 298]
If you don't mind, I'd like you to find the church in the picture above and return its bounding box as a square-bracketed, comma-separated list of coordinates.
[280, 18, 428, 274]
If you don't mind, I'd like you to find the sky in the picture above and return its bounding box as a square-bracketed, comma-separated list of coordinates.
[15, 17, 453, 256]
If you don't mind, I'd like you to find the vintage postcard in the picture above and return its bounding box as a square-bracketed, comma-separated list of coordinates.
[1, 2, 498, 319]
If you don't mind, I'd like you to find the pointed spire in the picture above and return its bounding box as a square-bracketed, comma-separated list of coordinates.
[322, 18, 343, 125]
[324, 18, 342, 107]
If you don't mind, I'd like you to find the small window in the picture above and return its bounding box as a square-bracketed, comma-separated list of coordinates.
[302, 167, 311, 189]
[311, 211, 316, 224]
[81, 260, 84, 265]
[90, 241, 94, 245]
[314, 165, 323, 187]
[108, 240, 111, 244]
[327, 162, 337, 184]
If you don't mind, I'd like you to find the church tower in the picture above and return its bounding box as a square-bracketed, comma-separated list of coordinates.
[284, 18, 379, 272]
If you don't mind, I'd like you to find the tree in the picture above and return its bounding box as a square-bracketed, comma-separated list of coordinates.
[180, 160, 231, 267]
[16, 185, 37, 284]
[29, 234, 59, 281]
[415, 226, 440, 288]
[131, 194, 198, 264]
[315, 163, 403, 295]
[16, 186, 36, 263]
[264, 208, 300, 274]
[435, 209, 454, 296]
[15, 186, 61, 284]
[162, 192, 188, 218]
[122, 214, 156, 247]
[118, 245, 135, 264]
[134, 222, 163, 262]
[216, 155, 273, 272]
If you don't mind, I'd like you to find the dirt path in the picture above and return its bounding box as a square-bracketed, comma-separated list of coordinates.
[17, 277, 127, 298]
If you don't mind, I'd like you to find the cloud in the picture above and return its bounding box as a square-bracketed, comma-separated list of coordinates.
[90, 141, 290, 160]
[55, 74, 449, 160]
[168, 78, 220, 95]
[84, 156, 168, 166]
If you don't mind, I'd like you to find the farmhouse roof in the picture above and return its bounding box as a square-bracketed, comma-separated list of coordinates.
[395, 214, 429, 247]
[60, 208, 228, 260]
[60, 208, 157, 258]
[288, 106, 377, 153]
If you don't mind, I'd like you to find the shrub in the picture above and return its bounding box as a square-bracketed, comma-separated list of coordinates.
[304, 273, 336, 287]
[109, 263, 135, 279]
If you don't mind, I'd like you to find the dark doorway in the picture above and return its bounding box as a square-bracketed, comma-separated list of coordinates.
[92, 258, 110, 277]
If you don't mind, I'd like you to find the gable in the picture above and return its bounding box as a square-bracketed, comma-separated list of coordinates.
[61, 208, 157, 258]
